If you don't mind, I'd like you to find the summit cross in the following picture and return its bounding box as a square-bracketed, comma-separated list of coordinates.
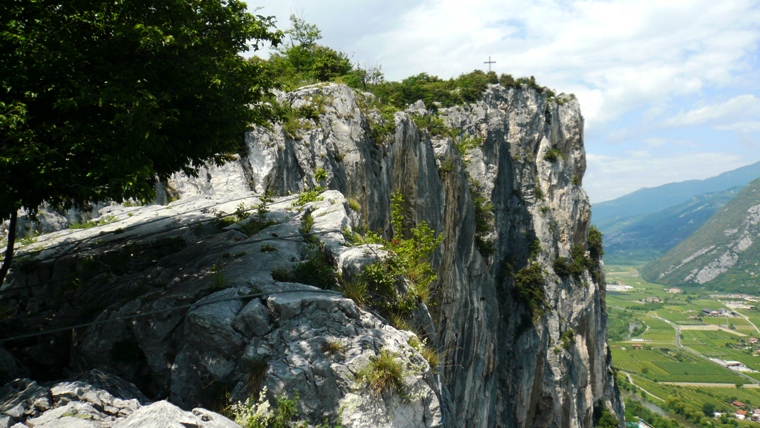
[484, 56, 496, 72]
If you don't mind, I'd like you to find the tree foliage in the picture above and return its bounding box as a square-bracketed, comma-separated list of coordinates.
[0, 0, 282, 282]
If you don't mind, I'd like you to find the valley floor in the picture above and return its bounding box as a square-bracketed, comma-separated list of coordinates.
[607, 264, 760, 426]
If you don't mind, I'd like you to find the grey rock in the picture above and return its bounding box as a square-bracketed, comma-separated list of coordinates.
[0, 348, 29, 387]
[232, 298, 271, 339]
[112, 401, 238, 428]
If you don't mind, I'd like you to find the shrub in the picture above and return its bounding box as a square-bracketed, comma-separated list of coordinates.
[587, 226, 603, 260]
[357, 350, 405, 394]
[534, 186, 544, 200]
[553, 246, 588, 282]
[560, 328, 575, 350]
[289, 246, 338, 290]
[438, 157, 454, 175]
[528, 240, 542, 260]
[271, 268, 291, 282]
[260, 244, 278, 253]
[412, 113, 448, 137]
[361, 193, 442, 319]
[455, 135, 482, 159]
[19, 230, 40, 246]
[228, 387, 272, 428]
[514, 262, 547, 319]
[299, 210, 315, 235]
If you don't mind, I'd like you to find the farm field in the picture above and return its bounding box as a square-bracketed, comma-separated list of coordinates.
[631, 374, 760, 414]
[606, 264, 760, 425]
[681, 330, 760, 372]
[612, 347, 745, 384]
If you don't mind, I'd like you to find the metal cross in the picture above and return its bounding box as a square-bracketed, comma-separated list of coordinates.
[484, 56, 496, 72]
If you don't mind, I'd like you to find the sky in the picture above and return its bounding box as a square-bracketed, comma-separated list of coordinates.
[245, 0, 760, 203]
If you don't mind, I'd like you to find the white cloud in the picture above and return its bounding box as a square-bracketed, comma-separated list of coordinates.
[666, 95, 760, 128]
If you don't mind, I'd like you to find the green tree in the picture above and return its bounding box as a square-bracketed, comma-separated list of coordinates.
[702, 401, 715, 417]
[0, 0, 282, 284]
[595, 408, 619, 428]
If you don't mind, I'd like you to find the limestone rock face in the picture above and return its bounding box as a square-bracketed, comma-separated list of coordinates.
[1, 83, 621, 427]
[0, 371, 235, 428]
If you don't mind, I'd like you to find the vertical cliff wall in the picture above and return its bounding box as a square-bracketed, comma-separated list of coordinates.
[0, 82, 622, 427]
[228, 83, 622, 427]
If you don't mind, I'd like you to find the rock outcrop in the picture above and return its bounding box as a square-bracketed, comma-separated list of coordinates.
[1, 83, 621, 427]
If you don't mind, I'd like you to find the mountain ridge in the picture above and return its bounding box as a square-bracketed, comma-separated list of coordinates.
[600, 187, 741, 263]
[593, 161, 760, 224]
[642, 177, 760, 292]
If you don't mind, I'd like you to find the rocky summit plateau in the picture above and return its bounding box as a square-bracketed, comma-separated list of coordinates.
[0, 83, 622, 427]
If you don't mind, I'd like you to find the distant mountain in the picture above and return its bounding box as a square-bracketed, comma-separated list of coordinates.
[601, 187, 741, 264]
[641, 178, 760, 292]
[593, 161, 760, 224]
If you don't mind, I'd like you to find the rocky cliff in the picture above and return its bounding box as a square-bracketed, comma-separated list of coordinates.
[0, 83, 622, 427]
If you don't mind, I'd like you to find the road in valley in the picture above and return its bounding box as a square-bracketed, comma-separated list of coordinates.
[652, 312, 760, 385]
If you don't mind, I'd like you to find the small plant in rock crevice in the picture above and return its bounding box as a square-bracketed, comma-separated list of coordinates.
[560, 328, 575, 350]
[543, 148, 565, 163]
[293, 186, 325, 207]
[468, 179, 495, 258]
[347, 198, 361, 212]
[356, 349, 406, 395]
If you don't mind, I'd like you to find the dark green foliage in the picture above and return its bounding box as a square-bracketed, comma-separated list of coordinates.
[587, 226, 604, 284]
[544, 148, 565, 163]
[560, 328, 575, 350]
[367, 70, 498, 109]
[514, 262, 547, 319]
[254, 15, 352, 91]
[528, 240, 542, 260]
[624, 399, 683, 428]
[0, 0, 282, 283]
[588, 226, 604, 260]
[411, 114, 448, 137]
[534, 186, 544, 200]
[594, 407, 619, 428]
[702, 402, 715, 417]
[0, 0, 281, 219]
[554, 245, 589, 281]
[277, 246, 338, 290]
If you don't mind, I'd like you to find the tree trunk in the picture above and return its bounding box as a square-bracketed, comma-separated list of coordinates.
[0, 211, 18, 286]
